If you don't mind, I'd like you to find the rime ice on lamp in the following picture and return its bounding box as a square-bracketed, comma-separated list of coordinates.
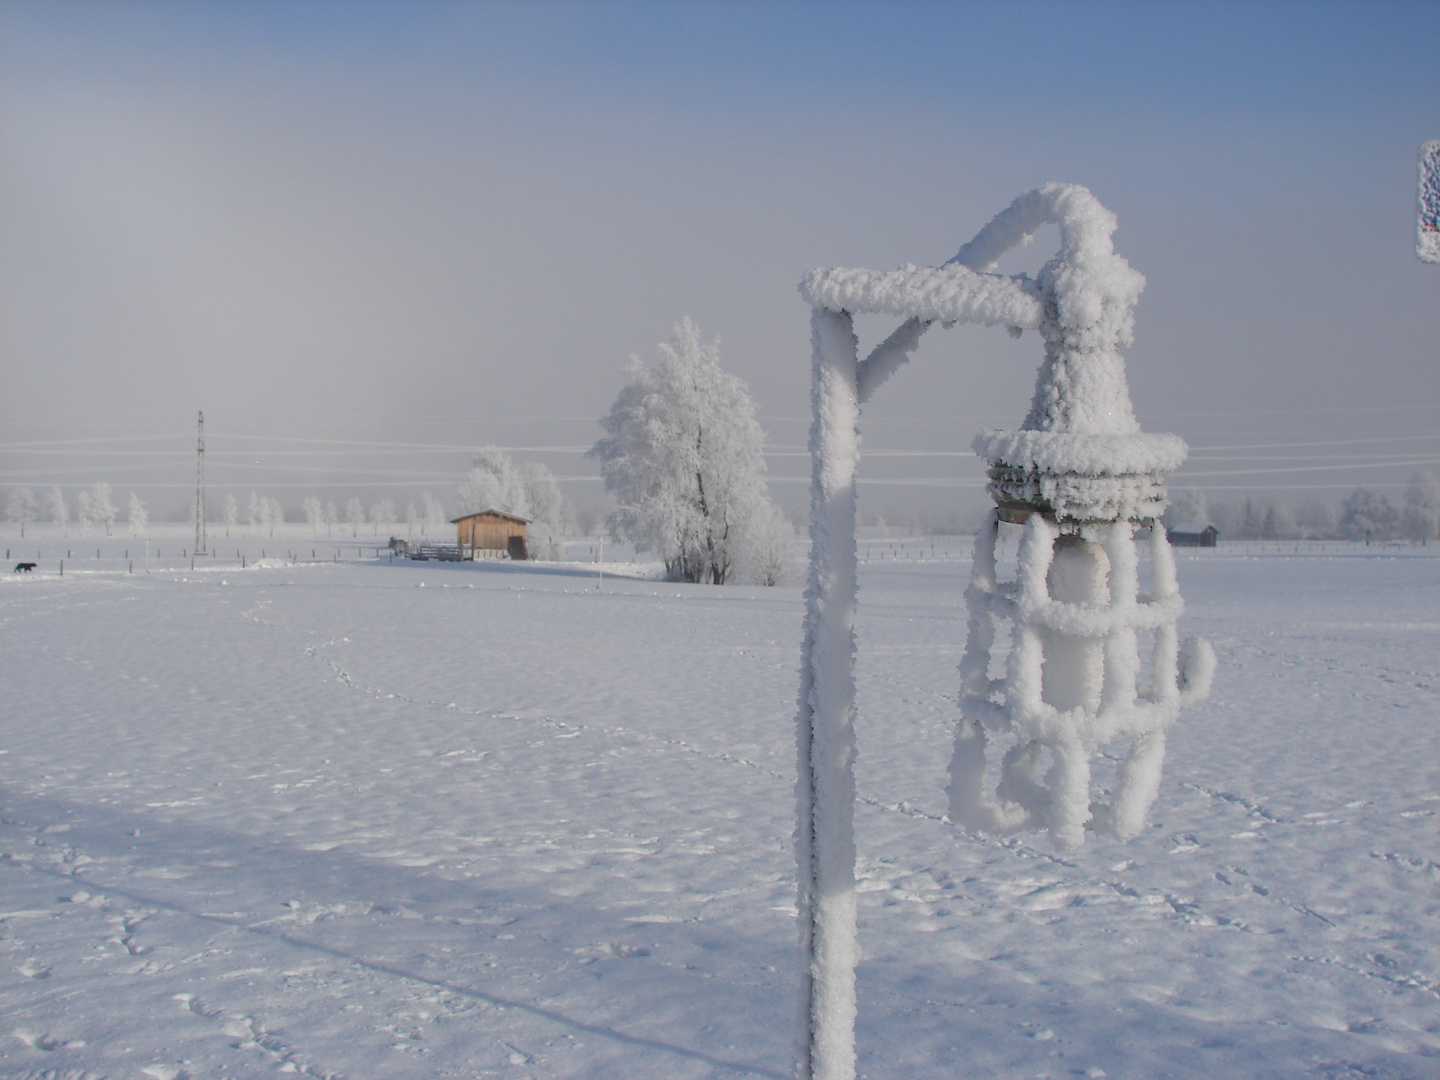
[947, 506, 1215, 852]
[945, 189, 1217, 853]
[795, 183, 1213, 1080]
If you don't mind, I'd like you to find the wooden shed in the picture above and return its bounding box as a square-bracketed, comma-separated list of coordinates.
[451, 509, 529, 560]
[1165, 522, 1219, 548]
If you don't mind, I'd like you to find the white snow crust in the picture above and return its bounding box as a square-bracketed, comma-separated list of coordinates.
[1, 534, 1439, 1078]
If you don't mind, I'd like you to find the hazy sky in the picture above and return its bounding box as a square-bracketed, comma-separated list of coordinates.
[2, 0, 1437, 521]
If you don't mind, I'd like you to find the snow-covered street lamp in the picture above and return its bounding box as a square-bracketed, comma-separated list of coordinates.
[794, 183, 1214, 1080]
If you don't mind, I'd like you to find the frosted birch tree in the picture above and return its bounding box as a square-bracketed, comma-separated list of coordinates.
[1241, 498, 1265, 540]
[519, 463, 567, 561]
[47, 488, 69, 531]
[590, 318, 779, 584]
[127, 492, 148, 536]
[303, 496, 323, 536]
[6, 487, 38, 529]
[739, 500, 797, 586]
[368, 499, 396, 538]
[262, 497, 284, 536]
[223, 494, 238, 536]
[91, 482, 117, 536]
[420, 492, 446, 535]
[345, 498, 365, 537]
[75, 490, 94, 534]
[1403, 471, 1440, 544]
[456, 447, 521, 517]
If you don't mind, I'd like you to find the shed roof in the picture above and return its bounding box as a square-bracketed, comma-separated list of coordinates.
[1167, 522, 1217, 535]
[450, 509, 530, 525]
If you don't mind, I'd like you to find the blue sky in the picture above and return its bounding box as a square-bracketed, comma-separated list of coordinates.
[2, 1, 1437, 517]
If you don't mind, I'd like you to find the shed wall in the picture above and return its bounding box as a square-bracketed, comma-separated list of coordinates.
[457, 514, 527, 551]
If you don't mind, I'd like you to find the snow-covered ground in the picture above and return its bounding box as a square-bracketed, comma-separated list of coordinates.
[2, 533, 1437, 1079]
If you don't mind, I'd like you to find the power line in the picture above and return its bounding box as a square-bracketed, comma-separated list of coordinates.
[1176, 458, 1440, 478]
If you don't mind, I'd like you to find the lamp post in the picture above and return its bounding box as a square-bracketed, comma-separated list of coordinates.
[793, 183, 1214, 1080]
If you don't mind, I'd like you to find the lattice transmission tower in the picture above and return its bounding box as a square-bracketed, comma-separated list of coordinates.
[194, 411, 207, 556]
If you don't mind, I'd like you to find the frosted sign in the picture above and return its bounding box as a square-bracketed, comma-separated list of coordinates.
[1420, 141, 1440, 264]
[794, 183, 1213, 1080]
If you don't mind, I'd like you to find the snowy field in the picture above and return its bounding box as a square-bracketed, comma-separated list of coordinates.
[2, 531, 1438, 1079]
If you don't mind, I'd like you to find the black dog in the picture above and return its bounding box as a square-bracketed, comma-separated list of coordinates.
[13, 562, 36, 573]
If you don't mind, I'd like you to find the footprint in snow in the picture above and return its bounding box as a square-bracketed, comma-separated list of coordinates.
[16, 960, 50, 979]
[603, 943, 650, 958]
[12, 1028, 60, 1051]
[175, 992, 216, 1017]
[142, 1065, 188, 1080]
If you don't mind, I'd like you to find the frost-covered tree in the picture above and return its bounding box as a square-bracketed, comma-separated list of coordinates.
[223, 493, 238, 536]
[1266, 503, 1299, 540]
[454, 447, 566, 560]
[404, 501, 419, 536]
[1240, 498, 1265, 540]
[127, 492, 148, 536]
[323, 500, 338, 537]
[456, 447, 523, 518]
[1162, 487, 1207, 528]
[1296, 498, 1337, 539]
[739, 500, 796, 586]
[519, 462, 566, 561]
[420, 491, 446, 535]
[1402, 471, 1440, 544]
[75, 489, 94, 534]
[345, 498, 365, 537]
[303, 496, 323, 536]
[573, 503, 599, 538]
[589, 317, 780, 584]
[47, 487, 69, 530]
[1341, 487, 1397, 544]
[90, 482, 117, 536]
[368, 499, 396, 538]
[262, 497, 284, 536]
[1206, 501, 1240, 539]
[246, 492, 262, 531]
[6, 487, 38, 529]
